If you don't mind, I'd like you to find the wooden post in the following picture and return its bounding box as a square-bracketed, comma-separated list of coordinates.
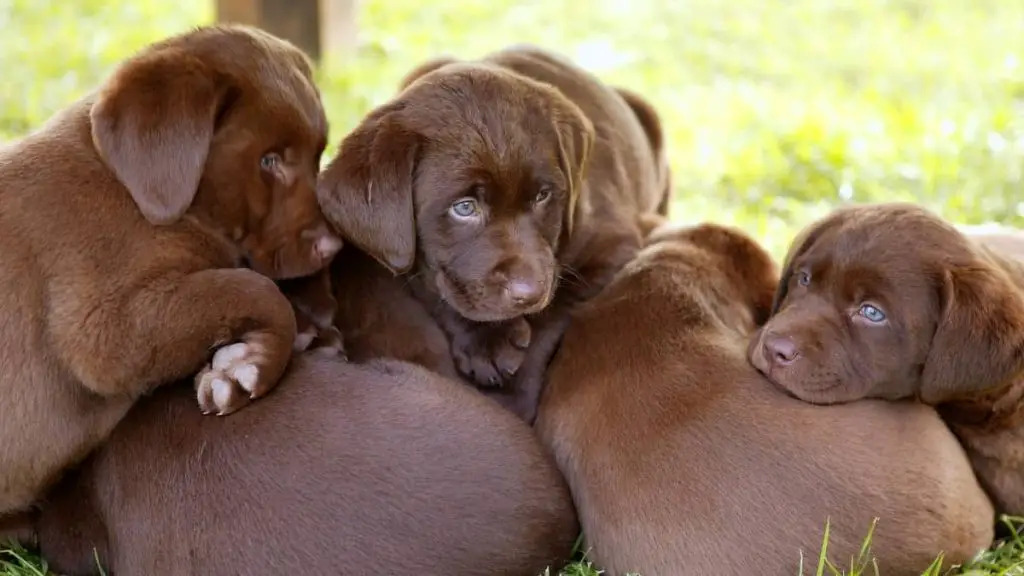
[320, 0, 359, 65]
[215, 0, 358, 63]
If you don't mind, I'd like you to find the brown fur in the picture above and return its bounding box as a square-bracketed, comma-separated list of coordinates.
[26, 356, 577, 575]
[279, 244, 529, 416]
[750, 202, 1024, 514]
[613, 86, 673, 215]
[316, 45, 667, 423]
[536, 221, 994, 576]
[0, 24, 342, 517]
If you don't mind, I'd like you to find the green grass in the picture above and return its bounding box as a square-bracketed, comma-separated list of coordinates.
[0, 0, 1022, 573]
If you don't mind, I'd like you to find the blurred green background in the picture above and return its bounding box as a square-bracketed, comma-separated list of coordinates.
[2, 0, 1022, 256]
[0, 2, 1022, 573]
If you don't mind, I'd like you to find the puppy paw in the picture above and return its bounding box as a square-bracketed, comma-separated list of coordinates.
[309, 326, 348, 359]
[452, 317, 532, 388]
[194, 341, 276, 416]
[294, 317, 347, 359]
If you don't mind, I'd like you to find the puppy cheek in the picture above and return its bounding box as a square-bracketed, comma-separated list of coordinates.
[238, 237, 276, 277]
[273, 239, 335, 279]
[418, 223, 461, 273]
[537, 252, 560, 303]
[746, 330, 770, 375]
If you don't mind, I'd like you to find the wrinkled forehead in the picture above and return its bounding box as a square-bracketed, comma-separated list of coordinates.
[250, 63, 328, 143]
[407, 66, 562, 153]
[188, 27, 328, 142]
[405, 70, 566, 188]
[797, 214, 946, 309]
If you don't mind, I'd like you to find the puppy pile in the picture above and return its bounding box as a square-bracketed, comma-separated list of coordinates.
[0, 23, 1014, 576]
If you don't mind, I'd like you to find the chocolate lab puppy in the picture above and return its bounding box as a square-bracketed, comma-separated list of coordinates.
[27, 356, 578, 576]
[0, 25, 342, 516]
[536, 222, 994, 576]
[278, 246, 527, 417]
[317, 45, 668, 422]
[750, 202, 1024, 515]
[280, 210, 672, 416]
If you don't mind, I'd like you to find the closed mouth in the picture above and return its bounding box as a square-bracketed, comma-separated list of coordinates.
[764, 372, 844, 404]
[436, 267, 547, 322]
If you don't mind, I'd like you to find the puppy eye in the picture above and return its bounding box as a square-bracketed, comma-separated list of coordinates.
[797, 270, 811, 286]
[449, 198, 480, 220]
[260, 153, 280, 171]
[534, 188, 552, 204]
[858, 304, 887, 323]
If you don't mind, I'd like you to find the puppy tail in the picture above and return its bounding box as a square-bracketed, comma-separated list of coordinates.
[615, 87, 673, 216]
[398, 56, 460, 91]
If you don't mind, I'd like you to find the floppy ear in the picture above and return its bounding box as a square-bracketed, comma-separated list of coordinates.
[91, 54, 225, 225]
[317, 105, 419, 275]
[553, 101, 595, 239]
[920, 263, 1024, 404]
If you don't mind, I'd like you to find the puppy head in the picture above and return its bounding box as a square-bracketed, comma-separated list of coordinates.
[317, 60, 595, 322]
[91, 24, 342, 279]
[750, 202, 1024, 405]
[641, 222, 779, 331]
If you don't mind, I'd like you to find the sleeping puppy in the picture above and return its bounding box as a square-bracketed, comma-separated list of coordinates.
[0, 25, 342, 516]
[535, 221, 994, 576]
[316, 45, 668, 422]
[749, 202, 1024, 515]
[22, 356, 578, 575]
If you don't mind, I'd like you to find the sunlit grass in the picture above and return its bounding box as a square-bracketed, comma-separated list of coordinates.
[0, 0, 1021, 573]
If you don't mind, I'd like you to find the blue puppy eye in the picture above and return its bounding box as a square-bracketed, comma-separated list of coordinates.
[450, 198, 479, 219]
[260, 153, 279, 171]
[859, 304, 886, 323]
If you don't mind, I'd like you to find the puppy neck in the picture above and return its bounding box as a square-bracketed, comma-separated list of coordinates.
[939, 374, 1024, 432]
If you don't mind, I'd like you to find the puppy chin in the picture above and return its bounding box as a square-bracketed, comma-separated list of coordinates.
[747, 336, 770, 374]
[435, 271, 532, 323]
[774, 378, 855, 406]
[748, 344, 841, 404]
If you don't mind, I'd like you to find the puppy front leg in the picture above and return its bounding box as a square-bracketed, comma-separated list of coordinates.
[277, 270, 346, 358]
[511, 231, 644, 423]
[434, 305, 532, 388]
[52, 268, 297, 416]
[507, 306, 572, 424]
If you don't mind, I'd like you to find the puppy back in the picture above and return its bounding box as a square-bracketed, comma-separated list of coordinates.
[483, 46, 665, 217]
[538, 231, 993, 576]
[38, 357, 577, 575]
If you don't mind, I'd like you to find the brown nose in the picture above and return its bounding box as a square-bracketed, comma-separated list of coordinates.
[305, 224, 344, 265]
[763, 333, 799, 365]
[313, 232, 344, 263]
[506, 278, 545, 308]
